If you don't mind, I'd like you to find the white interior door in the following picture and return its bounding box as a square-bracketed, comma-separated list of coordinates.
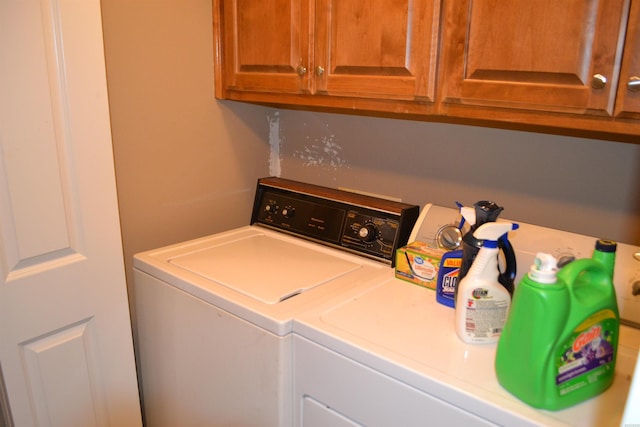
[0, 0, 142, 426]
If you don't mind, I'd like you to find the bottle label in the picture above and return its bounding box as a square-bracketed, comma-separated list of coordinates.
[440, 269, 458, 295]
[409, 254, 437, 280]
[463, 288, 509, 338]
[555, 310, 617, 395]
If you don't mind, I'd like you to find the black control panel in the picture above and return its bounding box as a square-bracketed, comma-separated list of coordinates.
[251, 177, 420, 265]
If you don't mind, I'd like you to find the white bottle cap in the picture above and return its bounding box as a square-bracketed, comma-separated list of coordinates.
[460, 206, 476, 227]
[529, 252, 558, 284]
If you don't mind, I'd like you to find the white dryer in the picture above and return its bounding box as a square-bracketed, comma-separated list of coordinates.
[292, 204, 640, 427]
[133, 177, 419, 427]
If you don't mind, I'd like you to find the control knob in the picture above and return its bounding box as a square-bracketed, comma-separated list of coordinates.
[265, 201, 279, 214]
[281, 206, 295, 218]
[632, 280, 640, 297]
[358, 223, 378, 243]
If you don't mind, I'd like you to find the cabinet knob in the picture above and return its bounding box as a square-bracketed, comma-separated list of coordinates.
[628, 76, 640, 92]
[591, 74, 607, 89]
[296, 65, 307, 76]
[315, 66, 325, 76]
[633, 280, 640, 296]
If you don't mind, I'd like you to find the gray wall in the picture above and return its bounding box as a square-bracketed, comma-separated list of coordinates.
[101, 0, 272, 288]
[101, 0, 640, 295]
[276, 110, 640, 245]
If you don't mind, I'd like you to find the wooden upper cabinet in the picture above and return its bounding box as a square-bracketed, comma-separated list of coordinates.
[439, 0, 631, 116]
[214, 0, 639, 141]
[216, 0, 441, 103]
[219, 0, 312, 94]
[614, 0, 640, 118]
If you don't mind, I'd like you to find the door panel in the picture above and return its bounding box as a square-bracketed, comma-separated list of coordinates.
[315, 0, 440, 101]
[440, 0, 629, 115]
[222, 0, 312, 94]
[0, 0, 142, 425]
[614, 0, 640, 118]
[0, 0, 80, 275]
[21, 319, 107, 427]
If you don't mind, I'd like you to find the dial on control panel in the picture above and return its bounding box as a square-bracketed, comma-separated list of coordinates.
[265, 201, 279, 214]
[358, 223, 379, 243]
[281, 206, 295, 218]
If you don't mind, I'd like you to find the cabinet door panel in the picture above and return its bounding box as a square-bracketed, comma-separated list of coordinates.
[614, 1, 640, 118]
[222, 0, 311, 94]
[315, 0, 440, 101]
[441, 0, 629, 115]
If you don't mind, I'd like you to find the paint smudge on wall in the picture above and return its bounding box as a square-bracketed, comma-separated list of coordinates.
[293, 127, 349, 169]
[267, 112, 281, 176]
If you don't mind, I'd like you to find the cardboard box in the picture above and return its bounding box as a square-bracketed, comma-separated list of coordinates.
[395, 242, 445, 289]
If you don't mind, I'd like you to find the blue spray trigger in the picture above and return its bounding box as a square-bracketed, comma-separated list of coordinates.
[455, 201, 466, 230]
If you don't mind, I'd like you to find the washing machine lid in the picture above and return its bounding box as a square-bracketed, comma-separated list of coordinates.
[168, 234, 361, 304]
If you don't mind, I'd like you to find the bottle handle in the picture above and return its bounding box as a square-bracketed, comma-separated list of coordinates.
[558, 258, 611, 296]
[498, 236, 517, 295]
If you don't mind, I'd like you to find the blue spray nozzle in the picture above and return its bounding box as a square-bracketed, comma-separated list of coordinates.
[455, 201, 466, 230]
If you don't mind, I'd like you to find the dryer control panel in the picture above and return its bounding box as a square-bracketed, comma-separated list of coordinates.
[251, 177, 420, 265]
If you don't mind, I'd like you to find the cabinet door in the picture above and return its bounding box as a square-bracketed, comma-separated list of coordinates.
[439, 0, 629, 115]
[614, 1, 640, 118]
[314, 0, 440, 101]
[220, 0, 311, 94]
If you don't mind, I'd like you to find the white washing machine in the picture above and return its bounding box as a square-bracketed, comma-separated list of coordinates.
[132, 177, 419, 427]
[292, 204, 640, 427]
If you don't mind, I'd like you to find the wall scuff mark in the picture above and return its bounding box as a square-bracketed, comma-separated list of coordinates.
[293, 122, 349, 170]
[268, 112, 281, 176]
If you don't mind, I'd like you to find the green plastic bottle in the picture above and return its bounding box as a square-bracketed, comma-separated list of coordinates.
[495, 240, 619, 410]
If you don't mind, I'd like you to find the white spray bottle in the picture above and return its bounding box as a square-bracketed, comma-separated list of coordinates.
[455, 222, 519, 344]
